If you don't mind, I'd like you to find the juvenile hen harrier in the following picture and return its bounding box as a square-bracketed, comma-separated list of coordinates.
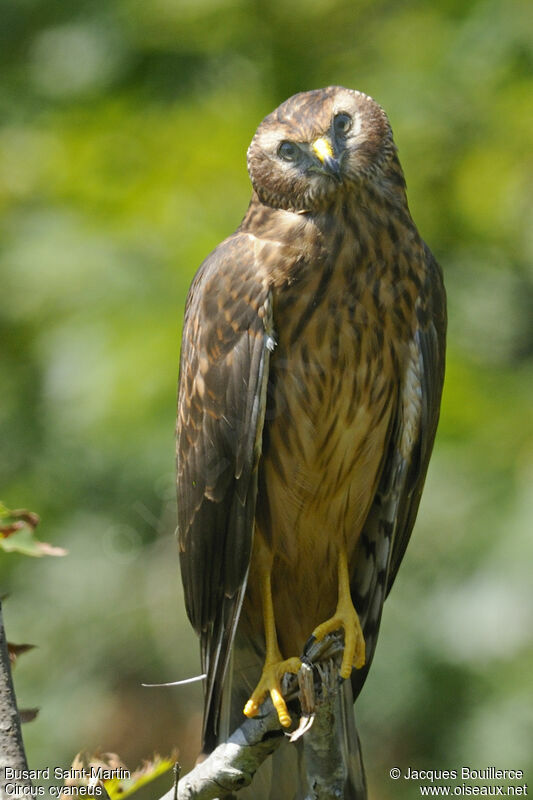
[177, 86, 446, 798]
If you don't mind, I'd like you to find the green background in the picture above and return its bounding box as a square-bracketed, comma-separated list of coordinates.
[1, 0, 532, 797]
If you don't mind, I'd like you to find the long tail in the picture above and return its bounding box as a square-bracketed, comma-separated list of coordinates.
[336, 680, 368, 800]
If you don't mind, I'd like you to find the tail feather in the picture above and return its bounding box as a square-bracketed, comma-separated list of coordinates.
[337, 680, 368, 800]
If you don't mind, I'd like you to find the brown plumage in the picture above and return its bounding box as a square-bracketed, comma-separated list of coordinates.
[177, 86, 446, 799]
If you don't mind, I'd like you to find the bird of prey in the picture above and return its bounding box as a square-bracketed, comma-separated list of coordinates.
[177, 86, 446, 798]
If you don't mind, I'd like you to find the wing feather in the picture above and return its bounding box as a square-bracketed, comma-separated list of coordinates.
[386, 246, 446, 591]
[351, 244, 446, 698]
[177, 233, 272, 750]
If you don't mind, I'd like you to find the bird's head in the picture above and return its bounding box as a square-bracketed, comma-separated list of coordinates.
[247, 86, 405, 212]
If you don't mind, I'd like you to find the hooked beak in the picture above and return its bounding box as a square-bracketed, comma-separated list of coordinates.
[311, 136, 341, 181]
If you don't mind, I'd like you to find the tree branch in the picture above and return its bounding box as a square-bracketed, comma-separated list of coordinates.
[0, 599, 32, 800]
[159, 634, 347, 800]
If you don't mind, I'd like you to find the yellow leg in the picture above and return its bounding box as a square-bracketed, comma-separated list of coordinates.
[243, 566, 301, 727]
[311, 546, 366, 679]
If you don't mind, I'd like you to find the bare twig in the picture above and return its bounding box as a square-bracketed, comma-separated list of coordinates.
[164, 701, 289, 800]
[0, 600, 31, 800]
[158, 633, 347, 800]
[173, 762, 181, 800]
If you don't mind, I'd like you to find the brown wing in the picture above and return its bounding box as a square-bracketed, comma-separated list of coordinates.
[351, 244, 446, 696]
[177, 233, 273, 750]
[386, 246, 446, 590]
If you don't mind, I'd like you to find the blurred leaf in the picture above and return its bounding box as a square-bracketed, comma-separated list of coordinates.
[62, 752, 176, 800]
[104, 754, 176, 800]
[0, 502, 67, 557]
[8, 641, 36, 667]
[0, 504, 39, 533]
[19, 708, 40, 723]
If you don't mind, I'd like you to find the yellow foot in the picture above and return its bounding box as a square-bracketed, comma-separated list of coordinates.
[311, 604, 366, 679]
[243, 657, 301, 727]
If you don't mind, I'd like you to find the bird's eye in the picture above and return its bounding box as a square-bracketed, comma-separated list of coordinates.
[333, 113, 352, 136]
[278, 141, 300, 162]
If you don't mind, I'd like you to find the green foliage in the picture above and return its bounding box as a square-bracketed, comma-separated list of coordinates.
[62, 752, 175, 800]
[1, 0, 532, 795]
[0, 503, 66, 557]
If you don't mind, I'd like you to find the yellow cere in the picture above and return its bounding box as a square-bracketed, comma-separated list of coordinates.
[312, 137, 334, 162]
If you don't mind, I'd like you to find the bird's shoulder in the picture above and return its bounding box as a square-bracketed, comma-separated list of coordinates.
[186, 231, 262, 305]
[181, 230, 275, 353]
[239, 195, 326, 285]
